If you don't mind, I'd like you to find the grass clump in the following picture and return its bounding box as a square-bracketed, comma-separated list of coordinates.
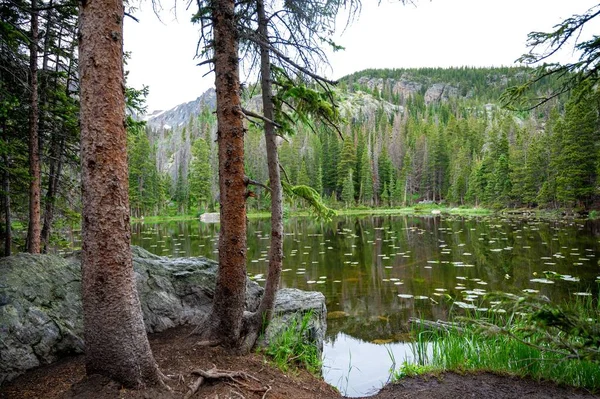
[263, 311, 322, 375]
[410, 292, 600, 392]
[392, 361, 437, 380]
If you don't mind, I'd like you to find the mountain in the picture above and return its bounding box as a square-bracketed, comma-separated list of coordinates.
[144, 88, 217, 130]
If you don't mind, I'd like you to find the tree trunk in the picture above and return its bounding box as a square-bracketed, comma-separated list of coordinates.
[79, 0, 162, 388]
[27, 0, 41, 254]
[1, 153, 11, 257]
[206, 0, 248, 349]
[241, 0, 283, 349]
[41, 136, 64, 252]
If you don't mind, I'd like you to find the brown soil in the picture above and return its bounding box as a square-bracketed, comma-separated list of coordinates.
[1, 326, 597, 399]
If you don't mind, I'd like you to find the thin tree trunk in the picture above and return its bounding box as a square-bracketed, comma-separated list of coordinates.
[41, 136, 64, 252]
[206, 0, 248, 349]
[27, 0, 41, 254]
[242, 0, 283, 349]
[79, 0, 162, 387]
[1, 153, 11, 257]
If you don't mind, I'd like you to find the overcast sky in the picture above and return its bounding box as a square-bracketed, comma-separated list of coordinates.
[123, 0, 600, 112]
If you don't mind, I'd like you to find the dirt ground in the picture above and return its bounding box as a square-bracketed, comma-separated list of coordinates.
[1, 326, 598, 399]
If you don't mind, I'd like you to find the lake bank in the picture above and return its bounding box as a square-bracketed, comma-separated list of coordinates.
[132, 206, 493, 224]
[1, 325, 597, 399]
[130, 205, 600, 224]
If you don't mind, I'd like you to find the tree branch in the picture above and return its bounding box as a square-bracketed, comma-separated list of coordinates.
[241, 107, 282, 128]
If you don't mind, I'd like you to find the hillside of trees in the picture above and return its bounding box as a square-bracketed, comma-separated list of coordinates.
[130, 66, 599, 216]
[2, 58, 599, 254]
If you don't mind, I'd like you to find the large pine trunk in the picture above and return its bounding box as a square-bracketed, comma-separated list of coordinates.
[207, 0, 248, 348]
[78, 0, 162, 388]
[27, 0, 41, 254]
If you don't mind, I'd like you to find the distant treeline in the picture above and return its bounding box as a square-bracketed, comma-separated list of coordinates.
[133, 67, 597, 216]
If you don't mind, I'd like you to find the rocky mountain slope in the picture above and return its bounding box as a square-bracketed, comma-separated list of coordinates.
[144, 88, 217, 130]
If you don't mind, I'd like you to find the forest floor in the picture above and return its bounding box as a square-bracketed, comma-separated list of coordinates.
[1, 326, 598, 399]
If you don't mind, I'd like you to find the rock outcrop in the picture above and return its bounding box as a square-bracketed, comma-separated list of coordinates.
[0, 247, 326, 385]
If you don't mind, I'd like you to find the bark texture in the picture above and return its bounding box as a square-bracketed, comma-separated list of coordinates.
[27, 0, 41, 254]
[78, 0, 162, 388]
[1, 154, 10, 256]
[208, 0, 248, 348]
[248, 0, 283, 339]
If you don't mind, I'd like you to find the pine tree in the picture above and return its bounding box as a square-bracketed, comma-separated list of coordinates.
[360, 151, 374, 205]
[555, 84, 599, 207]
[337, 133, 356, 190]
[297, 158, 311, 187]
[341, 170, 354, 207]
[189, 138, 212, 213]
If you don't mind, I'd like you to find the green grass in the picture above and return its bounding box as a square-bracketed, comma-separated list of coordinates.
[413, 325, 600, 391]
[263, 311, 322, 375]
[405, 296, 600, 392]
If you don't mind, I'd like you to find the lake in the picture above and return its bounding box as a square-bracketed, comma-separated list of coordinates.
[131, 214, 600, 396]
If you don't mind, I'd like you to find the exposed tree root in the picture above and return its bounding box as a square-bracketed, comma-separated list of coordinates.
[183, 376, 205, 399]
[184, 365, 269, 399]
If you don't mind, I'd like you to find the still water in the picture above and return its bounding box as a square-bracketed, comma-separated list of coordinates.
[131, 215, 600, 396]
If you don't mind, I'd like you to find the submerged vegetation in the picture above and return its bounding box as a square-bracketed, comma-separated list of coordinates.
[405, 291, 600, 392]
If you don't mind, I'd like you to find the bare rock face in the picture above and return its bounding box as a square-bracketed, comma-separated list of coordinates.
[392, 80, 423, 99]
[0, 247, 326, 385]
[424, 83, 459, 104]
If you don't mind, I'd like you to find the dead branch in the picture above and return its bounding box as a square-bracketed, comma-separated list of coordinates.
[241, 107, 283, 128]
[244, 176, 272, 192]
[196, 58, 215, 68]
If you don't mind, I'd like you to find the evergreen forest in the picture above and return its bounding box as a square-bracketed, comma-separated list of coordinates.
[1, 0, 600, 256]
[129, 67, 600, 218]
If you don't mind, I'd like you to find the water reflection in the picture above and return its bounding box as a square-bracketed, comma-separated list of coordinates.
[131, 215, 600, 335]
[323, 332, 426, 397]
[130, 214, 600, 396]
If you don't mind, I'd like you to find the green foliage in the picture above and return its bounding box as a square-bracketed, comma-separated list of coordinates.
[412, 292, 600, 392]
[554, 84, 599, 207]
[188, 138, 212, 212]
[263, 311, 322, 375]
[128, 125, 165, 216]
[282, 181, 336, 221]
[272, 66, 342, 137]
[391, 362, 436, 380]
[502, 4, 600, 110]
[340, 169, 354, 207]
